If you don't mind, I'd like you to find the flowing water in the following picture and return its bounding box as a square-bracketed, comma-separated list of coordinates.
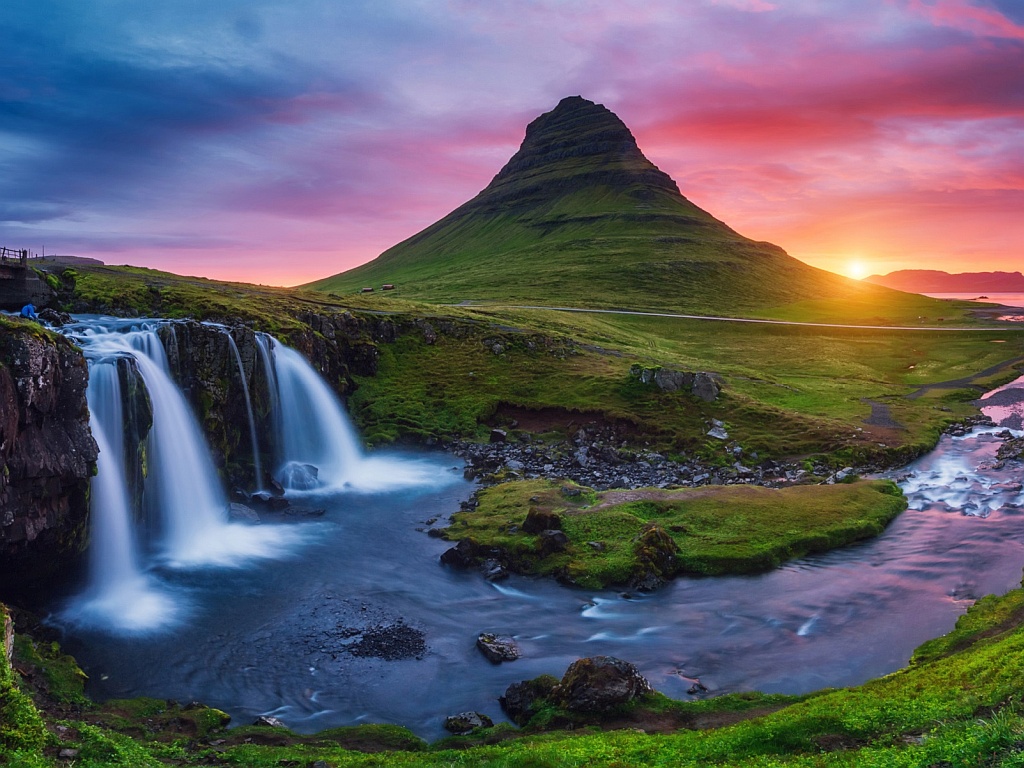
[51, 319, 1024, 739]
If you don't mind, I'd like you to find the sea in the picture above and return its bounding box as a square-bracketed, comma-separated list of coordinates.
[923, 292, 1024, 308]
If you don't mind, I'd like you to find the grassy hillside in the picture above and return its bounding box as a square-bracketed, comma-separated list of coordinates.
[306, 97, 965, 324]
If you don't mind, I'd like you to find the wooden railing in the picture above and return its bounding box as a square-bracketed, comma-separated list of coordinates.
[0, 247, 29, 268]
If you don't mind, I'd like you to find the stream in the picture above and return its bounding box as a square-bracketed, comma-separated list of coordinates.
[49, 320, 1024, 739]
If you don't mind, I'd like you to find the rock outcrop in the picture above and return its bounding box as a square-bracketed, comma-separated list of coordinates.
[0, 322, 97, 595]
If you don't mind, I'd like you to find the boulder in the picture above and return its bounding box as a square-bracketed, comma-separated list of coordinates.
[500, 675, 559, 726]
[537, 529, 569, 556]
[691, 372, 721, 402]
[227, 503, 260, 523]
[522, 508, 562, 534]
[490, 428, 508, 444]
[443, 711, 493, 734]
[440, 538, 483, 569]
[476, 633, 520, 664]
[631, 523, 680, 590]
[552, 656, 652, 712]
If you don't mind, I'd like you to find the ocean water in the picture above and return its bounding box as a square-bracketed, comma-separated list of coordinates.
[923, 292, 1024, 309]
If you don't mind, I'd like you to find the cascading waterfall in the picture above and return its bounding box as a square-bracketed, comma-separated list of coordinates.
[62, 316, 445, 633]
[265, 341, 441, 493]
[224, 331, 263, 489]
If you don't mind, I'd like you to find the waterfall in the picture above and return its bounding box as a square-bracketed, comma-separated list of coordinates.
[266, 343, 441, 494]
[65, 356, 176, 631]
[269, 345, 363, 491]
[225, 331, 263, 489]
[62, 316, 442, 633]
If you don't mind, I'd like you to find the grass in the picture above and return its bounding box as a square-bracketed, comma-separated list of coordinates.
[45, 262, 1024, 468]
[440, 478, 907, 587]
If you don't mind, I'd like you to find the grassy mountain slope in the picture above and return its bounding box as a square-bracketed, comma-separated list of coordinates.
[308, 96, 943, 320]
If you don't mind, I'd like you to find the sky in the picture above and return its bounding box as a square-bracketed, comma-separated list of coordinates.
[1, 0, 1022, 287]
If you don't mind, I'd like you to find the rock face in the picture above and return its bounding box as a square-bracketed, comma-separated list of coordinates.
[0, 324, 98, 594]
[552, 656, 653, 712]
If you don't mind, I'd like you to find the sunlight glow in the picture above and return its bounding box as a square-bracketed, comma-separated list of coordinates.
[847, 260, 868, 280]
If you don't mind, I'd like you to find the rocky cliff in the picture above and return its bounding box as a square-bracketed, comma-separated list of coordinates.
[0, 320, 97, 596]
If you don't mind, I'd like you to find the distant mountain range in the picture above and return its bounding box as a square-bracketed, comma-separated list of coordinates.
[865, 270, 1024, 293]
[309, 96, 906, 315]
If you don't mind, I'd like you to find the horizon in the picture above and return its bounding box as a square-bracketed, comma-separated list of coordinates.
[2, 1, 1022, 288]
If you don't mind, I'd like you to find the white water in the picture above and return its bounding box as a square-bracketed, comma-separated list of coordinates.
[61, 317, 448, 634]
[269, 343, 441, 494]
[224, 330, 263, 489]
[62, 319, 313, 631]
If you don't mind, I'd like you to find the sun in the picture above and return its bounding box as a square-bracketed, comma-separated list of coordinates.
[846, 260, 869, 280]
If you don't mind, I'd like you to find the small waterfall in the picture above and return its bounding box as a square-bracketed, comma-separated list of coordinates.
[269, 345, 363, 490]
[225, 331, 263, 489]
[266, 343, 442, 493]
[255, 333, 281, 467]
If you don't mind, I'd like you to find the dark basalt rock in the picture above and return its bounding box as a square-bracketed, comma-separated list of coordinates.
[537, 529, 569, 556]
[500, 674, 559, 726]
[443, 711, 493, 735]
[552, 656, 653, 712]
[476, 632, 520, 664]
[0, 327, 98, 594]
[521, 507, 561, 533]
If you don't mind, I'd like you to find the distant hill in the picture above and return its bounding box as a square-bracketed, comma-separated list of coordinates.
[308, 97, 931, 316]
[865, 270, 1024, 293]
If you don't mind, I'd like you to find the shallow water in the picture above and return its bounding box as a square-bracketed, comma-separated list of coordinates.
[55, 409, 1024, 739]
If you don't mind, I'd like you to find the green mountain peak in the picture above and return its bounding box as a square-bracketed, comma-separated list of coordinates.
[308, 97, 893, 317]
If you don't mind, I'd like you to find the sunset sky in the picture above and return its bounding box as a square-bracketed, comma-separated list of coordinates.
[2, 0, 1022, 287]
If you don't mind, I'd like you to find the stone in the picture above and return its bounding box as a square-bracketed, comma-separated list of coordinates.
[552, 656, 653, 712]
[490, 428, 508, 443]
[522, 508, 562, 534]
[476, 632, 520, 663]
[227, 502, 261, 523]
[538, 529, 569, 555]
[500, 675, 559, 726]
[443, 711, 493, 734]
[706, 426, 729, 440]
[632, 523, 680, 589]
[252, 715, 286, 728]
[692, 372, 721, 402]
[440, 539, 482, 569]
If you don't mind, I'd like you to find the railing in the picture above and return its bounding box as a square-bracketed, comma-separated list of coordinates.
[0, 247, 29, 268]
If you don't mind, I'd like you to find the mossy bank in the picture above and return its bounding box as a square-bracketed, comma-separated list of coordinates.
[439, 478, 907, 589]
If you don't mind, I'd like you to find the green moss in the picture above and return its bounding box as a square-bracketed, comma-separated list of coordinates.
[0, 608, 50, 756]
[12, 635, 89, 705]
[444, 478, 906, 587]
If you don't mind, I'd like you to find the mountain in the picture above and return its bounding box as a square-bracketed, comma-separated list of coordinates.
[865, 270, 1024, 294]
[307, 97, 914, 315]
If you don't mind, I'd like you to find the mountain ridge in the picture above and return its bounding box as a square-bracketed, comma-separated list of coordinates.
[866, 270, 1024, 293]
[308, 97, 931, 319]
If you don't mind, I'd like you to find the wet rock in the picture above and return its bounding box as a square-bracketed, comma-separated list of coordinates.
[444, 711, 493, 734]
[252, 715, 287, 728]
[440, 538, 484, 568]
[477, 632, 520, 663]
[522, 508, 562, 534]
[480, 559, 509, 581]
[552, 656, 653, 712]
[227, 502, 261, 523]
[250, 492, 289, 512]
[500, 675, 559, 726]
[38, 308, 72, 326]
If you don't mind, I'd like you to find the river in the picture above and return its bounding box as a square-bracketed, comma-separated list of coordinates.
[49, 320, 1024, 740]
[57, 423, 1024, 739]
